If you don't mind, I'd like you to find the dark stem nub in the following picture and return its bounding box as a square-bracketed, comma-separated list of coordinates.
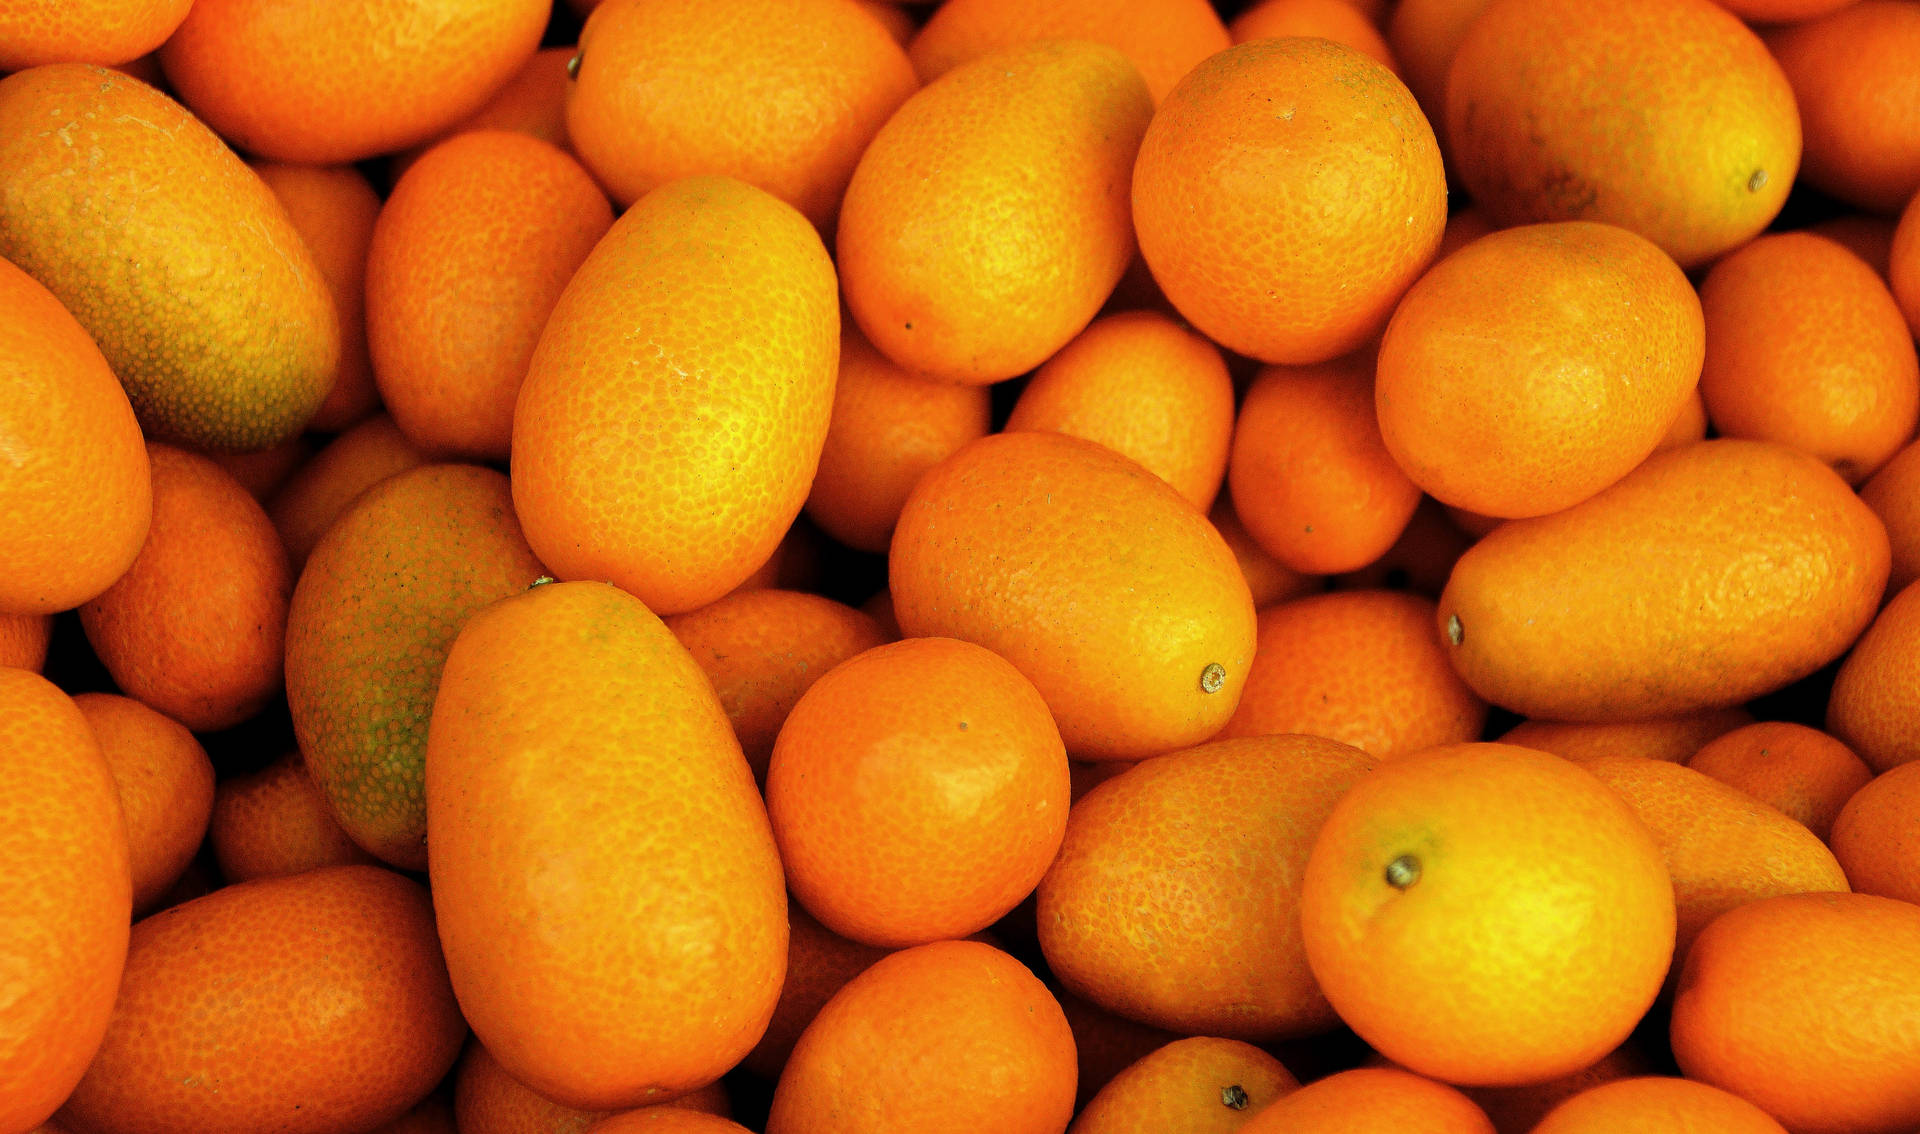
[566, 53, 582, 80]
[1199, 662, 1227, 694]
[1445, 613, 1463, 646]
[1385, 854, 1421, 891]
[529, 575, 557, 589]
[1221, 1084, 1250, 1110]
[1748, 168, 1768, 193]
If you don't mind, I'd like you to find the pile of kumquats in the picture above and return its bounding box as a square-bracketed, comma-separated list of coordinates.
[4, 0, 1920, 1130]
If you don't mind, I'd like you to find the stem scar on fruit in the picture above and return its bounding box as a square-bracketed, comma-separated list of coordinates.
[567, 53, 582, 80]
[1386, 854, 1421, 891]
[1446, 613, 1463, 645]
[530, 575, 556, 589]
[1222, 1085, 1250, 1110]
[1748, 169, 1768, 193]
[1200, 662, 1226, 693]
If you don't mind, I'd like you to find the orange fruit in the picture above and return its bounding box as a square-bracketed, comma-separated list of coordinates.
[1133, 38, 1445, 365]
[1766, 2, 1920, 213]
[1230, 0, 1397, 72]
[1209, 498, 1321, 609]
[251, 161, 382, 433]
[857, 1, 915, 46]
[1376, 222, 1706, 519]
[1697, 232, 1919, 484]
[0, 668, 129, 1134]
[1237, 1068, 1494, 1134]
[1894, 189, 1920, 335]
[906, 0, 1228, 105]
[267, 414, 430, 572]
[0, 0, 191, 68]
[208, 753, 379, 883]
[1330, 497, 1474, 599]
[1300, 743, 1675, 1085]
[739, 904, 891, 1080]
[1531, 1077, 1788, 1134]
[512, 176, 838, 616]
[1861, 437, 1920, 594]
[80, 443, 292, 731]
[0, 612, 53, 671]
[1439, 439, 1890, 722]
[1828, 579, 1920, 772]
[0, 65, 338, 452]
[394, 46, 577, 178]
[1058, 993, 1181, 1111]
[367, 131, 612, 460]
[1672, 892, 1920, 1134]
[838, 40, 1150, 384]
[159, 0, 548, 164]
[1810, 213, 1899, 277]
[1039, 734, 1375, 1040]
[61, 866, 466, 1134]
[1687, 721, 1873, 840]
[206, 435, 314, 502]
[1448, 0, 1799, 268]
[568, 0, 916, 224]
[287, 464, 544, 869]
[1717, 0, 1855, 21]
[802, 327, 991, 554]
[1499, 709, 1756, 765]
[890, 431, 1256, 761]
[72, 693, 214, 916]
[0, 255, 150, 615]
[768, 636, 1068, 947]
[1830, 761, 1920, 906]
[1227, 351, 1422, 573]
[725, 516, 830, 600]
[374, 1096, 457, 1134]
[1659, 387, 1711, 452]
[1006, 310, 1235, 510]
[1386, 0, 1494, 137]
[1070, 1037, 1299, 1134]
[764, 939, 1076, 1134]
[588, 1114, 750, 1134]
[665, 589, 889, 782]
[428, 580, 785, 1109]
[1580, 755, 1849, 957]
[453, 1042, 731, 1134]
[1220, 590, 1486, 759]
[1456, 1045, 1656, 1134]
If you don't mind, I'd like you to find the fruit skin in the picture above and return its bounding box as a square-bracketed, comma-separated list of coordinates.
[1069, 1037, 1298, 1134]
[80, 444, 293, 732]
[1829, 761, 1920, 905]
[427, 580, 786, 1109]
[72, 692, 215, 915]
[802, 327, 991, 554]
[588, 1113, 751, 1134]
[1375, 222, 1706, 518]
[60, 865, 467, 1134]
[452, 1043, 733, 1134]
[1446, 0, 1799, 269]
[1456, 1045, 1656, 1134]
[1132, 38, 1446, 365]
[1438, 439, 1890, 722]
[1894, 190, 1920, 336]
[890, 431, 1256, 761]
[287, 464, 544, 870]
[1040, 735, 1376, 1041]
[0, 0, 191, 68]
[208, 753, 379, 883]
[1696, 232, 1919, 484]
[395, 46, 577, 177]
[907, 0, 1229, 106]
[1529, 1077, 1788, 1134]
[0, 255, 150, 615]
[568, 0, 917, 225]
[1860, 436, 1920, 595]
[366, 131, 614, 461]
[0, 668, 130, 1134]
[837, 39, 1151, 384]
[664, 589, 889, 782]
[1231, 0, 1398, 72]
[267, 414, 430, 572]
[158, 0, 549, 164]
[1500, 709, 1755, 765]
[0, 65, 339, 452]
[1765, 2, 1920, 214]
[1580, 755, 1850, 958]
[1237, 1068, 1494, 1134]
[1828, 579, 1920, 773]
[1006, 310, 1235, 511]
[1671, 892, 1920, 1134]
[764, 939, 1076, 1134]
[1227, 352, 1421, 574]
[251, 161, 382, 432]
[1300, 743, 1675, 1087]
[1686, 721, 1872, 841]
[1219, 590, 1486, 760]
[767, 636, 1070, 947]
[739, 904, 892, 1080]
[0, 612, 53, 671]
[511, 176, 839, 616]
